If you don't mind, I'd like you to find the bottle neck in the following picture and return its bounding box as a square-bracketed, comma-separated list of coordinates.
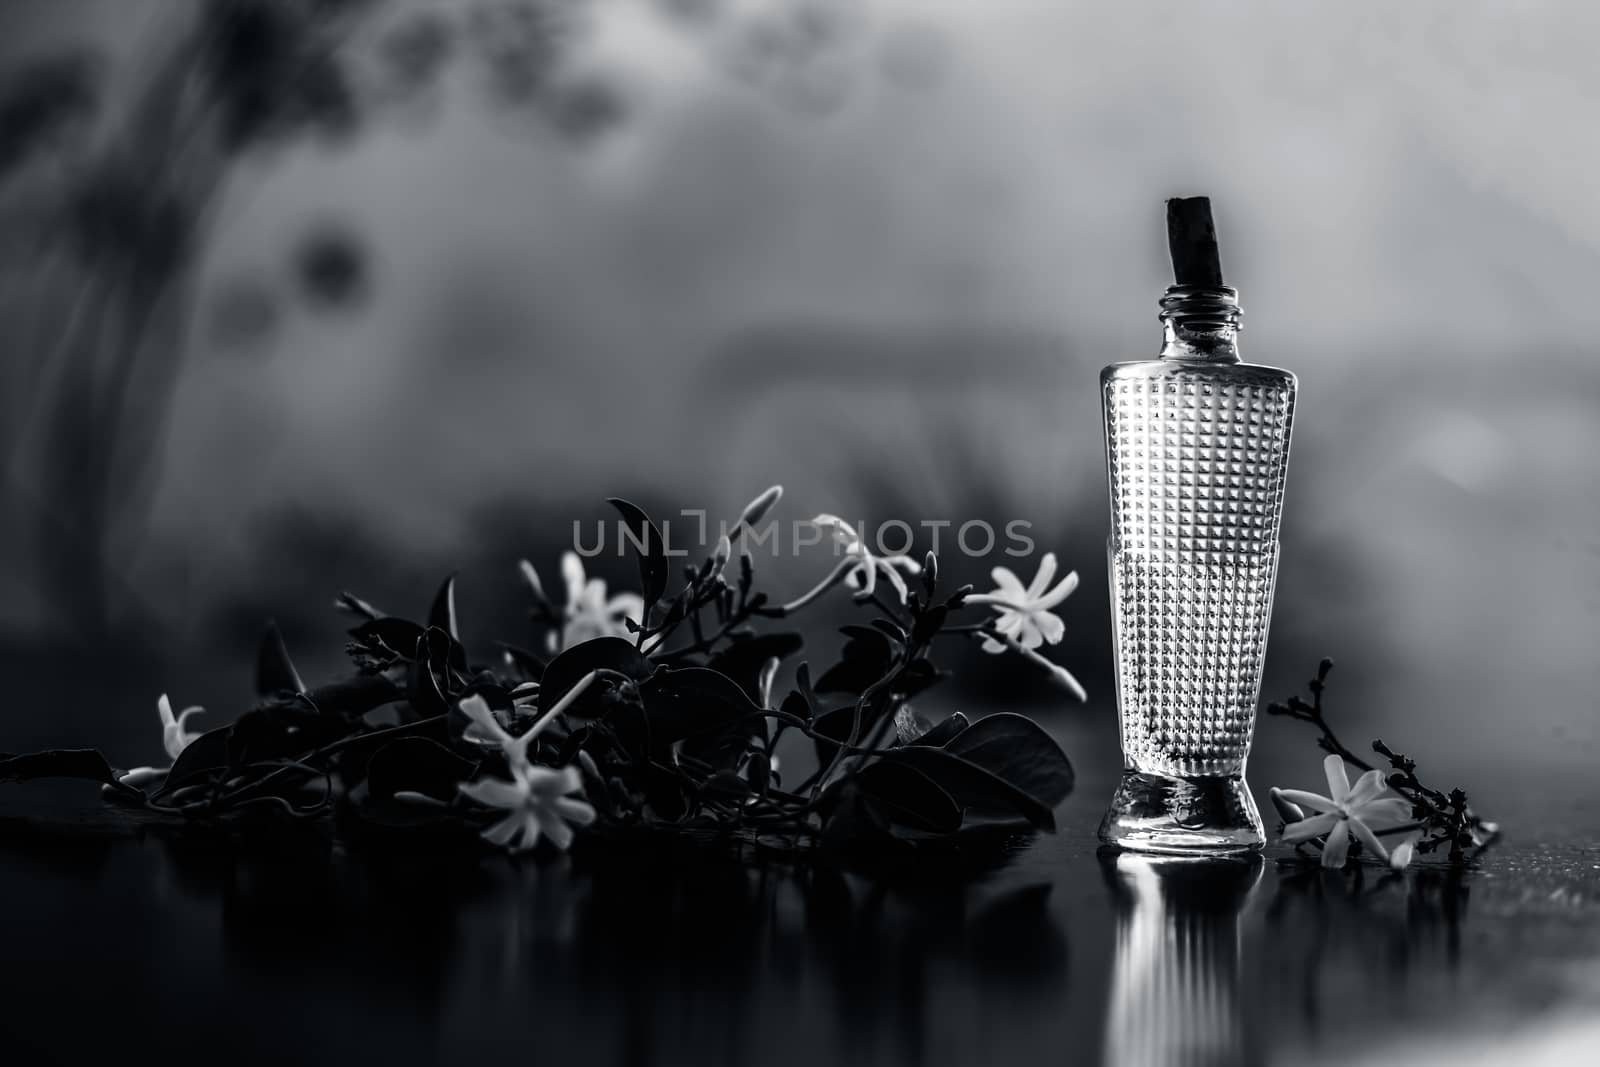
[1158, 284, 1241, 363]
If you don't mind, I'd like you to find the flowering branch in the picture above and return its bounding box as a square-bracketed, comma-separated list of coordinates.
[1268, 660, 1499, 866]
[0, 485, 1086, 864]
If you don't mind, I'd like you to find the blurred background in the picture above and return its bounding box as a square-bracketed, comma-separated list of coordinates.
[1, 0, 1596, 818]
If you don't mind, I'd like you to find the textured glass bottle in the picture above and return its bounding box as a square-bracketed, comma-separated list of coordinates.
[1098, 283, 1296, 853]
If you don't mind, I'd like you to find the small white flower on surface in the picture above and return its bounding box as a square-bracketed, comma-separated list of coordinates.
[783, 515, 922, 611]
[158, 693, 206, 761]
[458, 671, 598, 772]
[1277, 754, 1416, 869]
[560, 551, 644, 647]
[967, 553, 1079, 653]
[459, 763, 597, 852]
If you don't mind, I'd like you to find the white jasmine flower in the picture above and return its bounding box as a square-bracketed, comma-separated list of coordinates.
[967, 553, 1079, 653]
[1277, 754, 1416, 869]
[459, 763, 597, 852]
[783, 515, 922, 611]
[114, 694, 208, 788]
[158, 693, 206, 761]
[458, 671, 598, 771]
[560, 551, 644, 646]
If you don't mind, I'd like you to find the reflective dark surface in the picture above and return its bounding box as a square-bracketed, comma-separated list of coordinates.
[3, 715, 1597, 1067]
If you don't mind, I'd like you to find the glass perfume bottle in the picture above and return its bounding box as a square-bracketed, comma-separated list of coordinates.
[1098, 197, 1296, 853]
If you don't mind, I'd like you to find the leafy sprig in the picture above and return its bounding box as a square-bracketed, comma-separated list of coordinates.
[0, 489, 1082, 860]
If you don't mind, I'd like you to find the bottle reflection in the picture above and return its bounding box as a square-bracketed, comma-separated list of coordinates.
[1099, 850, 1263, 1067]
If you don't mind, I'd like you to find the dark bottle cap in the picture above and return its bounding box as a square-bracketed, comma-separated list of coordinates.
[1166, 196, 1225, 288]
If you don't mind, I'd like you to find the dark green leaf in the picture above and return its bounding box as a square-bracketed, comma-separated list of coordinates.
[854, 759, 962, 834]
[706, 631, 804, 703]
[897, 657, 948, 701]
[348, 617, 425, 659]
[366, 737, 476, 804]
[809, 692, 892, 767]
[255, 620, 306, 697]
[157, 725, 233, 795]
[540, 637, 654, 718]
[428, 573, 459, 640]
[301, 674, 402, 719]
[870, 618, 908, 643]
[0, 748, 122, 786]
[639, 666, 761, 746]
[883, 746, 1057, 830]
[814, 625, 895, 694]
[225, 702, 350, 768]
[407, 626, 461, 718]
[943, 712, 1075, 809]
[795, 661, 817, 710]
[606, 497, 669, 605]
[911, 603, 948, 645]
[918, 711, 969, 748]
[780, 690, 811, 725]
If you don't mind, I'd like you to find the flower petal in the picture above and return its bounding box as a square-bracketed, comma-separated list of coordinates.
[1281, 811, 1339, 844]
[157, 694, 177, 731]
[1347, 815, 1391, 865]
[554, 796, 598, 826]
[1269, 787, 1306, 823]
[994, 611, 1025, 637]
[1014, 620, 1045, 650]
[1274, 788, 1339, 815]
[1032, 571, 1081, 613]
[810, 514, 857, 548]
[979, 636, 1006, 654]
[1322, 754, 1352, 803]
[1027, 553, 1058, 598]
[459, 694, 513, 747]
[878, 560, 909, 604]
[881, 554, 923, 575]
[560, 552, 586, 607]
[1356, 796, 1415, 827]
[522, 764, 584, 798]
[1344, 768, 1389, 808]
[990, 567, 1027, 598]
[538, 810, 575, 850]
[459, 776, 528, 810]
[854, 557, 877, 598]
[1389, 839, 1417, 871]
[482, 812, 525, 848]
[1319, 820, 1352, 868]
[1032, 610, 1066, 646]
